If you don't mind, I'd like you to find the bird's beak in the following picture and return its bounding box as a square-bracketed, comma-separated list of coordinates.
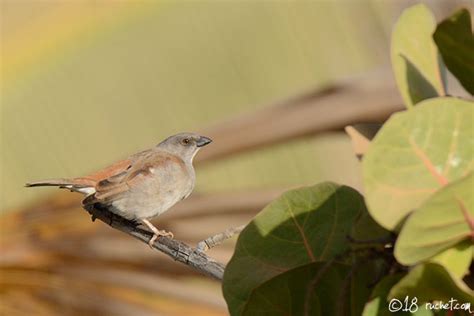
[196, 136, 212, 147]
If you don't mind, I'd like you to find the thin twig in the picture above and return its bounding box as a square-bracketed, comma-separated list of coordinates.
[85, 204, 226, 280]
[196, 225, 245, 252]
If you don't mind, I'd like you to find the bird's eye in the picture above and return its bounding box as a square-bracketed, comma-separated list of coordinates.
[182, 138, 190, 145]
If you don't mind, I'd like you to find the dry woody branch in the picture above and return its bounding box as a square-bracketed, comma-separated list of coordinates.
[197, 225, 245, 252]
[86, 203, 226, 280]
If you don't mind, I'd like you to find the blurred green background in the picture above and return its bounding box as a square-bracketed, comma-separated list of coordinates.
[3, 1, 367, 211]
[1, 0, 468, 211]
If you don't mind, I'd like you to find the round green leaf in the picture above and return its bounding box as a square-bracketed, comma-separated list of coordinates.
[395, 173, 474, 266]
[363, 97, 474, 231]
[362, 274, 406, 316]
[362, 274, 438, 315]
[243, 262, 352, 316]
[434, 8, 474, 95]
[222, 183, 370, 316]
[350, 257, 390, 316]
[243, 259, 386, 316]
[391, 4, 446, 108]
[429, 240, 473, 279]
[389, 263, 474, 305]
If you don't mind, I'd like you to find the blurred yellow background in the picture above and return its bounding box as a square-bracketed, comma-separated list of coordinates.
[2, 0, 401, 211]
[1, 1, 471, 315]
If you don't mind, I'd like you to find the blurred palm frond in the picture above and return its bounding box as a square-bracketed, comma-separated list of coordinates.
[1, 67, 405, 314]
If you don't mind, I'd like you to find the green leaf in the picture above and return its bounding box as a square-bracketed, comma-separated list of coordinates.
[363, 274, 406, 316]
[400, 55, 439, 106]
[350, 258, 390, 316]
[363, 97, 474, 231]
[243, 260, 387, 316]
[395, 173, 474, 266]
[389, 263, 474, 305]
[434, 8, 474, 95]
[362, 274, 438, 315]
[391, 4, 446, 108]
[351, 202, 391, 243]
[243, 262, 351, 316]
[429, 240, 473, 279]
[222, 183, 376, 315]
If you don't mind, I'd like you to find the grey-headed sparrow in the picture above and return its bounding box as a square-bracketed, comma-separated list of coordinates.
[26, 132, 212, 247]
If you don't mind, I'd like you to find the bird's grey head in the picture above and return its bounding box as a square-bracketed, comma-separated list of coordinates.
[157, 132, 212, 162]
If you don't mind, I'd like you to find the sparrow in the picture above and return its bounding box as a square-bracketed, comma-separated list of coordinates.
[26, 132, 212, 247]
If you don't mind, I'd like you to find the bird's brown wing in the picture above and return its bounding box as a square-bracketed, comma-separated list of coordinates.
[85, 151, 184, 205]
[76, 149, 152, 185]
[26, 157, 135, 192]
[79, 160, 132, 183]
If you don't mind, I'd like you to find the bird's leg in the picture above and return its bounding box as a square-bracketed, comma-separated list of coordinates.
[141, 219, 174, 248]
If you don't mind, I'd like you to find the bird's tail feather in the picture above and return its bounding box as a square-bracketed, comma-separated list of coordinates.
[25, 178, 94, 188]
[26, 178, 97, 196]
[25, 178, 76, 187]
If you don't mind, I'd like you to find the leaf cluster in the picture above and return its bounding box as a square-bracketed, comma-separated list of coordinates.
[222, 5, 474, 316]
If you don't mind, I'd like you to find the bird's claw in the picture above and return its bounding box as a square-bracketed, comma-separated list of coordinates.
[148, 230, 174, 248]
[158, 230, 174, 239]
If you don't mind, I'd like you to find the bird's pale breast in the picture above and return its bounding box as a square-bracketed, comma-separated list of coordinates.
[109, 158, 195, 220]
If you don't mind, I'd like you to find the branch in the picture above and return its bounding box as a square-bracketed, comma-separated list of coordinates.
[196, 225, 245, 252]
[86, 204, 226, 281]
